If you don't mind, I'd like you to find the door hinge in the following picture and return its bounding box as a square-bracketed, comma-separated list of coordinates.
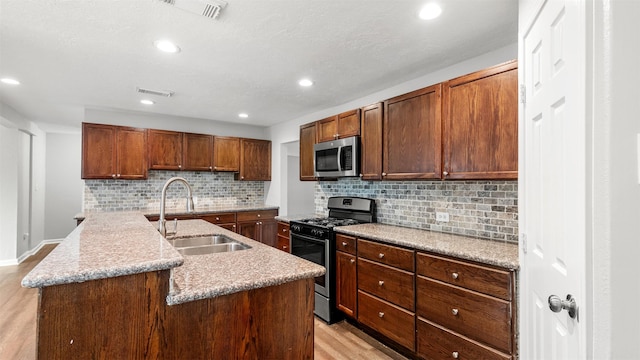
[521, 233, 527, 254]
[519, 84, 526, 104]
[520, 84, 527, 104]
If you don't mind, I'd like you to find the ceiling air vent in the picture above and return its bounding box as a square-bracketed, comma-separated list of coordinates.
[136, 87, 174, 97]
[157, 0, 228, 20]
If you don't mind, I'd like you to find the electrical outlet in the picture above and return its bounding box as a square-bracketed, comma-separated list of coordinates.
[23, 233, 30, 241]
[435, 212, 449, 222]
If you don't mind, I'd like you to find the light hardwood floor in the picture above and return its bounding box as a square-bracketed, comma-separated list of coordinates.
[0, 245, 408, 359]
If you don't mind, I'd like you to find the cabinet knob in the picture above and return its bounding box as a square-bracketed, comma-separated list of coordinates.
[452, 352, 459, 359]
[111, 174, 116, 178]
[232, 224, 236, 228]
[451, 308, 459, 316]
[209, 166, 212, 170]
[378, 280, 384, 287]
[452, 272, 459, 280]
[283, 245, 288, 250]
[378, 312, 385, 318]
[443, 171, 449, 176]
[381, 172, 387, 176]
[283, 228, 287, 232]
[178, 165, 182, 169]
[342, 241, 348, 247]
[241, 176, 245, 179]
[378, 253, 385, 259]
[350, 259, 356, 264]
[215, 217, 220, 221]
[257, 214, 261, 218]
[116, 174, 121, 177]
[359, 174, 363, 177]
[214, 166, 217, 170]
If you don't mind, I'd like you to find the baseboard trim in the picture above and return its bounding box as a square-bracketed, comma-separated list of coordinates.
[14, 239, 64, 265]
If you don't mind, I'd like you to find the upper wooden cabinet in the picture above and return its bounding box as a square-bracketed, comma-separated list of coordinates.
[299, 122, 317, 181]
[443, 60, 518, 180]
[82, 123, 147, 180]
[360, 103, 383, 180]
[183, 133, 213, 171]
[383, 84, 442, 180]
[213, 136, 240, 172]
[316, 109, 361, 142]
[238, 138, 271, 181]
[148, 129, 183, 171]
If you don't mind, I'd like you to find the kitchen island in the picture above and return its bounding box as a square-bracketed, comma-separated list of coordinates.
[22, 212, 324, 359]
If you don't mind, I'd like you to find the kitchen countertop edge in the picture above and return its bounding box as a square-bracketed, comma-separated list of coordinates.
[74, 203, 280, 221]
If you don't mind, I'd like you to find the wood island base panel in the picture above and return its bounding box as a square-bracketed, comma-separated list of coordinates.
[37, 272, 314, 359]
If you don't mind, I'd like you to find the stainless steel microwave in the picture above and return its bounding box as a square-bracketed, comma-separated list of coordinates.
[314, 136, 359, 178]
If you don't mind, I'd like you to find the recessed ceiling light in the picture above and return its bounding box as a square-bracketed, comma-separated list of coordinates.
[419, 3, 442, 20]
[298, 78, 313, 87]
[1, 78, 20, 85]
[140, 99, 155, 105]
[238, 113, 249, 118]
[153, 40, 181, 53]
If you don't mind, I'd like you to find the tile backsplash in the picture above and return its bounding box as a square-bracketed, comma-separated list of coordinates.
[315, 179, 518, 243]
[84, 171, 265, 212]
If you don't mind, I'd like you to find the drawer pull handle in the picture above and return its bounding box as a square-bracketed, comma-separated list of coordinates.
[342, 242, 348, 246]
[451, 308, 459, 316]
[378, 312, 384, 318]
[257, 214, 261, 217]
[283, 246, 288, 250]
[378, 280, 384, 286]
[452, 351, 459, 359]
[215, 217, 220, 221]
[378, 253, 385, 259]
[350, 259, 355, 264]
[452, 272, 459, 280]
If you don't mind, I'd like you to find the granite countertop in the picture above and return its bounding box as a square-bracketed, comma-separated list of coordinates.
[274, 213, 325, 223]
[75, 203, 279, 220]
[22, 212, 184, 288]
[23, 212, 325, 306]
[335, 223, 519, 270]
[165, 220, 325, 305]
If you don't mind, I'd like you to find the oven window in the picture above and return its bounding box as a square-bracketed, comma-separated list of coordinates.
[315, 148, 339, 172]
[291, 234, 326, 288]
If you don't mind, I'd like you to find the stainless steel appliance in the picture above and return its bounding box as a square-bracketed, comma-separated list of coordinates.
[289, 196, 376, 323]
[314, 136, 360, 178]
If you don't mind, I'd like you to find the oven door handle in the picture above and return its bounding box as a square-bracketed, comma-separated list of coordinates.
[291, 232, 327, 245]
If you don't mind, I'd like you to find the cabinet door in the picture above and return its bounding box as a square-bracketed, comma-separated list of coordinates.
[336, 109, 361, 138]
[260, 220, 278, 247]
[336, 251, 357, 318]
[213, 136, 240, 172]
[443, 61, 518, 180]
[360, 103, 383, 180]
[183, 133, 213, 171]
[238, 139, 271, 181]
[148, 129, 183, 170]
[219, 223, 237, 233]
[299, 123, 317, 181]
[383, 84, 442, 180]
[316, 115, 338, 142]
[237, 221, 259, 241]
[82, 123, 116, 179]
[276, 235, 290, 253]
[116, 127, 147, 179]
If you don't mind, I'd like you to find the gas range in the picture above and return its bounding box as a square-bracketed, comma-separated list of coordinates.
[289, 217, 360, 238]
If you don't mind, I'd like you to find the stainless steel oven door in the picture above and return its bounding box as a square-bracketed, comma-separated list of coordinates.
[290, 232, 330, 297]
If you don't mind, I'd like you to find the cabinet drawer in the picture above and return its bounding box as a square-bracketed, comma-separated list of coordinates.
[358, 239, 414, 272]
[417, 318, 511, 360]
[417, 252, 512, 300]
[336, 234, 356, 255]
[200, 213, 236, 225]
[358, 258, 415, 311]
[358, 290, 415, 351]
[276, 235, 290, 253]
[277, 222, 290, 236]
[236, 209, 278, 222]
[416, 276, 512, 353]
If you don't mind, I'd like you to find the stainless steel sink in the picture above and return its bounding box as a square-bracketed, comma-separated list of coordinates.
[177, 242, 251, 256]
[168, 235, 235, 248]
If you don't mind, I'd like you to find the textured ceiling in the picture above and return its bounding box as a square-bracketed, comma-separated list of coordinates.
[0, 0, 517, 128]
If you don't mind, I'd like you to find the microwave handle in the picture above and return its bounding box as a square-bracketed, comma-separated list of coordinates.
[337, 145, 343, 171]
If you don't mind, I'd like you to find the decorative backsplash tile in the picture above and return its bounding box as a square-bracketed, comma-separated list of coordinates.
[315, 179, 518, 243]
[84, 171, 265, 212]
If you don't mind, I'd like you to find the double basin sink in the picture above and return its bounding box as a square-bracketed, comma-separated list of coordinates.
[168, 235, 251, 256]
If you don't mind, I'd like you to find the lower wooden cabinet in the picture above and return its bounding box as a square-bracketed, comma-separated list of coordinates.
[201, 213, 237, 233]
[276, 222, 290, 253]
[358, 290, 415, 351]
[336, 250, 357, 318]
[237, 209, 278, 247]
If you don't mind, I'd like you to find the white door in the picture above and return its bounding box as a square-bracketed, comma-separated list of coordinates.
[519, 0, 587, 358]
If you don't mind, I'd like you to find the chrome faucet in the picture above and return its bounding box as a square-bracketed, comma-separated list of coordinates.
[158, 177, 195, 237]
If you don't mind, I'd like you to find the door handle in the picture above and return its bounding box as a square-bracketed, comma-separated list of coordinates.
[548, 294, 579, 320]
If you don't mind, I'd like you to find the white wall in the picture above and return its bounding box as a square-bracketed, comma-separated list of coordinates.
[44, 132, 83, 240]
[286, 155, 315, 215]
[265, 43, 518, 208]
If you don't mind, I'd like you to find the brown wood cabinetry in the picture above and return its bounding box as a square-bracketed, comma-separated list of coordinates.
[276, 222, 290, 253]
[148, 129, 183, 170]
[383, 84, 442, 180]
[443, 60, 518, 180]
[237, 209, 278, 246]
[201, 213, 237, 233]
[299, 122, 317, 181]
[416, 252, 516, 359]
[82, 123, 147, 180]
[238, 139, 271, 181]
[335, 234, 357, 318]
[316, 109, 361, 142]
[358, 290, 416, 351]
[213, 136, 240, 172]
[182, 133, 213, 171]
[360, 103, 383, 180]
